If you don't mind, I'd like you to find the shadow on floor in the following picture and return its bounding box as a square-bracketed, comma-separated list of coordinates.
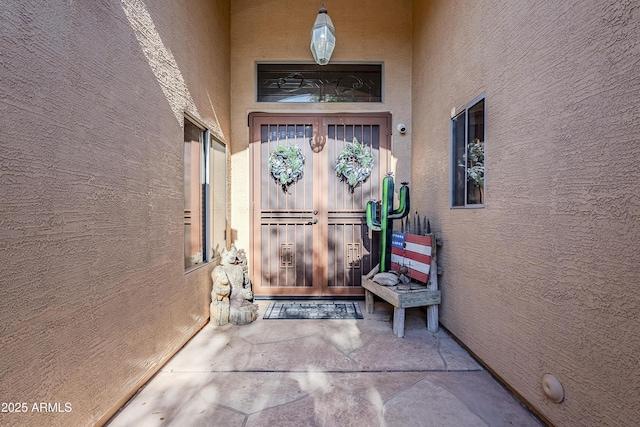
[106, 300, 545, 427]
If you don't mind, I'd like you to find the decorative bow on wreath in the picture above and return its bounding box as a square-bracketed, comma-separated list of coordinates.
[335, 137, 374, 193]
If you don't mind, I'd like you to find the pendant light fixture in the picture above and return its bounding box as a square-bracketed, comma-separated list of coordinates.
[310, 1, 335, 66]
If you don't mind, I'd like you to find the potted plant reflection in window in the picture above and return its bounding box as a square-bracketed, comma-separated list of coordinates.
[466, 138, 484, 204]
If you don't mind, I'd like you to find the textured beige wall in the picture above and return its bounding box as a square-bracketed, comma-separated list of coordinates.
[412, 1, 640, 426]
[4, 1, 638, 426]
[0, 1, 230, 426]
[229, 0, 413, 254]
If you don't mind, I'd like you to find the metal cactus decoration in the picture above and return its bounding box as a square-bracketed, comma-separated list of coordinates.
[366, 173, 410, 272]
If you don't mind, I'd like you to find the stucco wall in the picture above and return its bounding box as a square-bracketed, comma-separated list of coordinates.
[0, 1, 230, 426]
[411, 1, 640, 426]
[229, 0, 413, 255]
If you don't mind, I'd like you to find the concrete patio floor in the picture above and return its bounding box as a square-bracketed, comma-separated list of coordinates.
[106, 300, 545, 427]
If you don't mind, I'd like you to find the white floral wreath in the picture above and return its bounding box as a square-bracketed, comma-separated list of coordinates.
[268, 145, 305, 193]
[335, 137, 374, 192]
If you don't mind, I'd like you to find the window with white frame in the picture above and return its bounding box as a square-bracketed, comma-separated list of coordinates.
[183, 117, 228, 270]
[184, 117, 205, 269]
[208, 135, 227, 258]
[451, 97, 485, 207]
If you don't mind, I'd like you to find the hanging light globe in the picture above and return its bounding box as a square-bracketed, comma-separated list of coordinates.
[310, 5, 335, 66]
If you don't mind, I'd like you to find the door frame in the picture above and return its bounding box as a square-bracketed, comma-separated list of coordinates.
[249, 112, 392, 297]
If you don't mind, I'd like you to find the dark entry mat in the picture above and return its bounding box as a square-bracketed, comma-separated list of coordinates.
[263, 302, 364, 320]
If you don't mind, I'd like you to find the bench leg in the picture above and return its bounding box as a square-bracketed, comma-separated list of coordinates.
[427, 253, 439, 332]
[393, 307, 405, 338]
[427, 305, 439, 332]
[365, 289, 374, 314]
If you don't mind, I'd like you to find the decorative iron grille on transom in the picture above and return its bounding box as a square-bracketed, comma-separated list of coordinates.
[257, 63, 382, 103]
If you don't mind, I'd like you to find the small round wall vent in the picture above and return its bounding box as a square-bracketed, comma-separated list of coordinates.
[542, 373, 564, 403]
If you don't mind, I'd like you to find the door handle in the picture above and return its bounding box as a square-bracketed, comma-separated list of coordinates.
[307, 219, 318, 225]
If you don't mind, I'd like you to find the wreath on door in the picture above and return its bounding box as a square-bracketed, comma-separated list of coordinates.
[335, 137, 374, 192]
[268, 145, 306, 193]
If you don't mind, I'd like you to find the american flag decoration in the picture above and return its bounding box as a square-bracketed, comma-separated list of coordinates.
[390, 231, 432, 283]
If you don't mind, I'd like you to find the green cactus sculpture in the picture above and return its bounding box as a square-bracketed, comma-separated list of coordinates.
[366, 173, 410, 272]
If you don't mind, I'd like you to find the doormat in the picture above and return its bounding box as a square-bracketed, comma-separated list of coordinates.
[263, 302, 363, 320]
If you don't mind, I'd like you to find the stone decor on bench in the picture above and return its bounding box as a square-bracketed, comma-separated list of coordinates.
[362, 230, 441, 337]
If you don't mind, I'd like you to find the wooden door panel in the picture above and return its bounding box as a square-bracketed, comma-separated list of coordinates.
[326, 123, 381, 211]
[324, 121, 382, 291]
[326, 220, 373, 288]
[255, 121, 316, 292]
[260, 221, 313, 288]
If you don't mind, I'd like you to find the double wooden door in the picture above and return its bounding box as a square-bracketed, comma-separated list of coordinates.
[250, 113, 391, 297]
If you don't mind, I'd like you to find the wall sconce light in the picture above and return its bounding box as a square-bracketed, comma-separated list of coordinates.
[310, 2, 335, 66]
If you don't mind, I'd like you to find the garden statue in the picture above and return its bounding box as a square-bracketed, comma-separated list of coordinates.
[365, 173, 410, 272]
[210, 245, 259, 326]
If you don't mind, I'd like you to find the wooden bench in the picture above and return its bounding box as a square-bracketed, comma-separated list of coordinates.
[361, 232, 441, 337]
